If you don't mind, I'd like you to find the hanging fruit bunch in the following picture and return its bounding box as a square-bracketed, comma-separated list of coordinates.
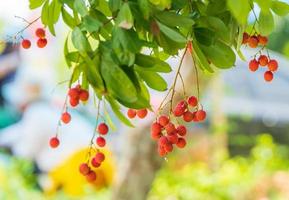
[5, 0, 289, 183]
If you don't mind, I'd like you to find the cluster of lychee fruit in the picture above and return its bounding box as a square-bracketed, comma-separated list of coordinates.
[242, 32, 268, 47]
[21, 28, 47, 49]
[249, 55, 278, 82]
[68, 84, 89, 107]
[127, 108, 148, 119]
[151, 96, 206, 157]
[242, 32, 279, 82]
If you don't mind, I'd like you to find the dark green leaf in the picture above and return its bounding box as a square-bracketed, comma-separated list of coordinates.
[135, 54, 171, 73]
[157, 21, 187, 43]
[155, 11, 195, 28]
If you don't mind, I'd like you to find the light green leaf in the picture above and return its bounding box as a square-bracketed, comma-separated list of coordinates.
[74, 0, 88, 17]
[71, 27, 91, 52]
[135, 54, 172, 73]
[271, 1, 289, 16]
[116, 3, 134, 29]
[157, 21, 187, 43]
[83, 16, 102, 32]
[29, 0, 46, 9]
[136, 70, 167, 91]
[61, 7, 77, 29]
[258, 10, 274, 35]
[155, 11, 194, 28]
[227, 0, 250, 25]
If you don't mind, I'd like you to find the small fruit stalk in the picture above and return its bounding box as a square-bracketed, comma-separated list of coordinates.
[149, 41, 207, 157]
[242, 21, 278, 82]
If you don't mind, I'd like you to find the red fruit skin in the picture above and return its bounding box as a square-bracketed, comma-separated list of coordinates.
[195, 110, 206, 121]
[68, 88, 80, 99]
[187, 96, 198, 107]
[21, 39, 31, 49]
[96, 136, 106, 147]
[167, 133, 178, 144]
[164, 142, 173, 153]
[35, 28, 46, 38]
[151, 122, 162, 135]
[98, 123, 109, 135]
[61, 112, 71, 124]
[37, 38, 47, 48]
[49, 137, 59, 148]
[158, 145, 167, 157]
[79, 89, 89, 101]
[248, 36, 259, 48]
[183, 111, 194, 122]
[258, 35, 268, 46]
[264, 71, 274, 82]
[258, 55, 269, 66]
[136, 109, 148, 119]
[192, 112, 199, 122]
[158, 136, 169, 147]
[173, 101, 187, 117]
[151, 130, 162, 140]
[165, 123, 176, 135]
[242, 32, 249, 44]
[177, 125, 187, 136]
[249, 59, 259, 72]
[86, 171, 97, 182]
[158, 115, 170, 127]
[127, 109, 136, 119]
[91, 158, 101, 168]
[268, 59, 278, 72]
[176, 138, 186, 148]
[69, 97, 79, 107]
[95, 152, 105, 163]
[79, 163, 90, 175]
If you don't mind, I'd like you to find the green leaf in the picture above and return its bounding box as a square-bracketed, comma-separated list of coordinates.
[201, 41, 236, 69]
[157, 21, 187, 43]
[113, 28, 142, 53]
[69, 66, 81, 87]
[207, 17, 230, 43]
[109, 0, 122, 12]
[29, 0, 46, 9]
[136, 70, 167, 91]
[255, 0, 272, 13]
[227, 0, 250, 25]
[74, 0, 88, 17]
[191, 39, 214, 73]
[271, 1, 289, 16]
[41, 0, 49, 25]
[101, 53, 138, 103]
[194, 28, 215, 46]
[135, 54, 171, 73]
[138, 0, 150, 19]
[71, 27, 91, 52]
[83, 16, 102, 32]
[258, 10, 274, 35]
[155, 11, 195, 28]
[50, 0, 62, 23]
[106, 96, 134, 127]
[61, 7, 77, 29]
[116, 2, 134, 29]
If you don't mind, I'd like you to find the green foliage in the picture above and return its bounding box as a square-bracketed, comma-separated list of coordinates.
[28, 0, 289, 125]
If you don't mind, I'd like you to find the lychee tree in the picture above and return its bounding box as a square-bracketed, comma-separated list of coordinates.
[13, 0, 289, 193]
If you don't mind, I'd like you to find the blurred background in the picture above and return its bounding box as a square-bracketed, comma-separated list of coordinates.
[0, 1, 289, 200]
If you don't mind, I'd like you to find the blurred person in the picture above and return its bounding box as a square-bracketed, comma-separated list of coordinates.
[0, 53, 115, 197]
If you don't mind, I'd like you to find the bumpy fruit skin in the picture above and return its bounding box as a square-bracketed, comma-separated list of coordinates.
[173, 100, 187, 117]
[183, 111, 194, 122]
[165, 123, 176, 135]
[35, 28, 46, 38]
[49, 137, 60, 148]
[95, 152, 105, 163]
[167, 133, 178, 144]
[177, 125, 187, 136]
[136, 109, 148, 119]
[242, 32, 249, 44]
[187, 96, 198, 107]
[151, 122, 162, 135]
[96, 136, 106, 147]
[158, 115, 169, 126]
[127, 109, 136, 119]
[158, 136, 169, 147]
[61, 112, 71, 124]
[248, 36, 259, 48]
[176, 138, 186, 148]
[69, 98, 79, 107]
[37, 38, 47, 48]
[151, 130, 162, 140]
[79, 89, 89, 101]
[258, 55, 269, 66]
[98, 123, 109, 135]
[86, 171, 97, 182]
[91, 158, 101, 168]
[249, 59, 259, 72]
[258, 35, 268, 46]
[195, 110, 206, 121]
[164, 142, 173, 152]
[79, 163, 90, 175]
[68, 88, 80, 99]
[21, 39, 31, 49]
[268, 59, 278, 72]
[158, 146, 166, 157]
[264, 71, 274, 82]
